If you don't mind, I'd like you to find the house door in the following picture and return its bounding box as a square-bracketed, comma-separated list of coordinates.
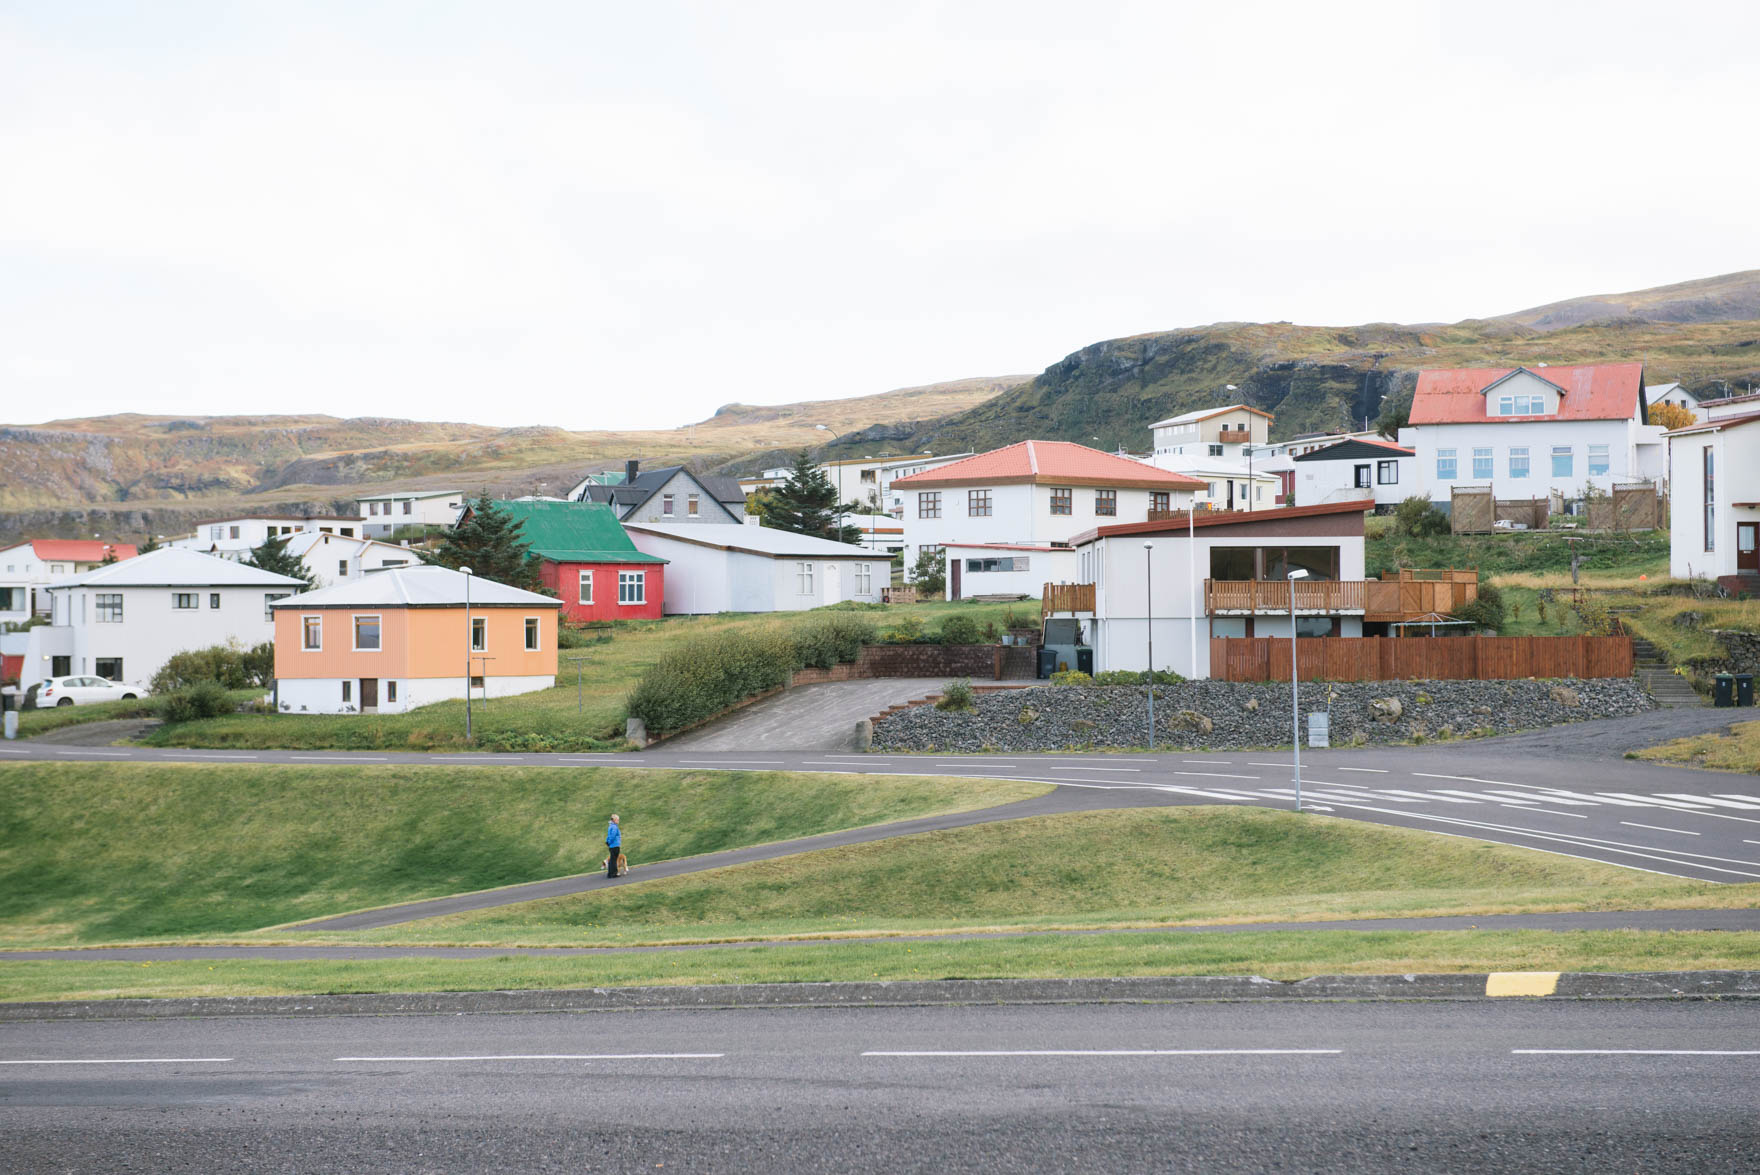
[823, 562, 841, 605]
[1226, 481, 1235, 510]
[1739, 523, 1759, 573]
[359, 678, 378, 711]
[950, 557, 961, 599]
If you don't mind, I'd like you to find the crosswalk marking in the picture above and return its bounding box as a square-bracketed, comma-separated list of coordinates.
[1379, 789, 1478, 804]
[1435, 789, 1535, 804]
[1658, 794, 1760, 810]
[1598, 793, 1713, 810]
[1483, 790, 1599, 806]
[1715, 794, 1760, 805]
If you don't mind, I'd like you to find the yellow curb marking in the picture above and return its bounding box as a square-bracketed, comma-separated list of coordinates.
[1486, 971, 1561, 998]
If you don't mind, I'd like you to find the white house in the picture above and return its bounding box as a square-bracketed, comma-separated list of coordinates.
[0, 539, 138, 625]
[283, 531, 422, 589]
[1407, 363, 1666, 509]
[1290, 438, 1415, 509]
[571, 461, 745, 524]
[1141, 450, 1284, 512]
[1665, 409, 1760, 589]
[169, 516, 364, 561]
[943, 542, 1079, 601]
[623, 522, 887, 614]
[1647, 382, 1702, 415]
[1053, 499, 1373, 679]
[890, 440, 1204, 580]
[357, 490, 467, 539]
[878, 453, 976, 519]
[20, 548, 305, 686]
[845, 512, 907, 555]
[1148, 404, 1273, 461]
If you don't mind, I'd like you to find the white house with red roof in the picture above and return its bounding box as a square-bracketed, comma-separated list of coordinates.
[0, 539, 139, 625]
[1664, 408, 1760, 591]
[1406, 363, 1666, 508]
[1290, 436, 1416, 509]
[889, 440, 1205, 591]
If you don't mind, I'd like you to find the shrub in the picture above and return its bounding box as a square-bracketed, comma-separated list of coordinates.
[909, 547, 946, 596]
[1393, 495, 1450, 538]
[1049, 669, 1093, 686]
[151, 643, 274, 694]
[1450, 582, 1505, 630]
[877, 615, 927, 644]
[792, 612, 876, 668]
[157, 680, 235, 723]
[627, 625, 797, 736]
[1093, 669, 1185, 686]
[937, 615, 982, 646]
[935, 678, 975, 712]
[556, 623, 594, 650]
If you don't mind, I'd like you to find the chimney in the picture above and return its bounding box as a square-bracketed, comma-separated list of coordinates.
[625, 460, 640, 484]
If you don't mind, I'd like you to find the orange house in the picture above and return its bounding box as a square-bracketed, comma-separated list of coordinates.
[270, 565, 559, 714]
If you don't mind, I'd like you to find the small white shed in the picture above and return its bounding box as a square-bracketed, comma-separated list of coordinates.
[623, 523, 888, 614]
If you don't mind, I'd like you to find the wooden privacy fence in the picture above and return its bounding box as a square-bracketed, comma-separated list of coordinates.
[1210, 635, 1634, 682]
[1042, 582, 1096, 615]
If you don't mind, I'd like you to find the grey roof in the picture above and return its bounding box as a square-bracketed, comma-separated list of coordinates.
[52, 547, 307, 589]
[270, 564, 559, 609]
[696, 474, 749, 505]
[575, 465, 741, 516]
[625, 522, 876, 558]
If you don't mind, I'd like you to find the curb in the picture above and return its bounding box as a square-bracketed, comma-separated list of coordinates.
[4, 971, 1756, 1022]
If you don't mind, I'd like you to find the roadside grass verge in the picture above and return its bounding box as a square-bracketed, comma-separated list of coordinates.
[135, 600, 1026, 752]
[1634, 719, 1760, 773]
[5, 929, 1756, 1003]
[0, 764, 1045, 947]
[13, 689, 259, 739]
[339, 807, 1753, 948]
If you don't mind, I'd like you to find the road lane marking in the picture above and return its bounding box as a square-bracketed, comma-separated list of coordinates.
[1378, 789, 1478, 803]
[1247, 762, 1291, 768]
[54, 750, 128, 757]
[186, 753, 260, 760]
[289, 756, 387, 762]
[1175, 771, 1260, 781]
[1509, 807, 1588, 818]
[1, 1057, 233, 1066]
[1046, 766, 1144, 773]
[1513, 1050, 1760, 1056]
[1336, 767, 1389, 773]
[1157, 785, 1258, 801]
[1413, 772, 1519, 786]
[861, 1049, 1341, 1057]
[1599, 795, 1760, 825]
[1658, 794, 1760, 810]
[677, 760, 784, 766]
[0, 748, 27, 754]
[1525, 789, 1650, 807]
[1620, 822, 1700, 836]
[335, 1053, 725, 1062]
[1434, 790, 1535, 804]
[1182, 759, 1232, 765]
[1484, 790, 1599, 806]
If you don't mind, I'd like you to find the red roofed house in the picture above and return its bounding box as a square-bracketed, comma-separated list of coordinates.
[889, 440, 1206, 598]
[1406, 363, 1666, 509]
[0, 539, 139, 626]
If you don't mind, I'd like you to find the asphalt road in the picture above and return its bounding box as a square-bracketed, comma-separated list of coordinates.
[3, 1001, 1756, 1172]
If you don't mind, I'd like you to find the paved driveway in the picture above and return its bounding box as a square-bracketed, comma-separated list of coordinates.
[660, 678, 966, 751]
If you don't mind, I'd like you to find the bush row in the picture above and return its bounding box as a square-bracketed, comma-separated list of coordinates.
[150, 643, 274, 694]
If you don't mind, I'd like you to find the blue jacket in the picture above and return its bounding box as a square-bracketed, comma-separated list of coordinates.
[606, 821, 621, 849]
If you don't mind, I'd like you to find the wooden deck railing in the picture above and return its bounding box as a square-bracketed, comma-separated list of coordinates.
[1042, 582, 1096, 615]
[1205, 579, 1367, 613]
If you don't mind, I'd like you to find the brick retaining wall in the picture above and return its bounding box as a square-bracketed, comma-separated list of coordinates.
[855, 644, 1038, 680]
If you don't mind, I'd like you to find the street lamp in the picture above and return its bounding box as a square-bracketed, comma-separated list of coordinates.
[813, 425, 847, 540]
[1144, 542, 1155, 748]
[461, 566, 473, 742]
[1287, 568, 1309, 810]
[1187, 502, 1198, 679]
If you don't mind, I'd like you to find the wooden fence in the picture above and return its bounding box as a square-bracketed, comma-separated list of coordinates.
[1209, 634, 1634, 682]
[1042, 582, 1096, 614]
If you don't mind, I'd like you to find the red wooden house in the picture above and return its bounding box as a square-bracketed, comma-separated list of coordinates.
[494, 500, 667, 622]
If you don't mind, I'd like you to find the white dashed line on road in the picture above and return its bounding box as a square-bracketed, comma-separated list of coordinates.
[1175, 771, 1260, 781]
[1620, 822, 1700, 836]
[1413, 772, 1513, 786]
[288, 756, 387, 762]
[54, 750, 128, 757]
[335, 1054, 726, 1062]
[1047, 766, 1143, 773]
[1513, 1050, 1760, 1056]
[1336, 767, 1389, 773]
[862, 1049, 1341, 1058]
[1182, 759, 1232, 765]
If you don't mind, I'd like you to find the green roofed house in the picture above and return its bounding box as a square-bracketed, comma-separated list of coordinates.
[495, 500, 667, 622]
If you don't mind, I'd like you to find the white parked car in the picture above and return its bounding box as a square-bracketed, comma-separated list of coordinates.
[35, 675, 151, 707]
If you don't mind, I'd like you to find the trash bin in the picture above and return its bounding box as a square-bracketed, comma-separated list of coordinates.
[1076, 648, 1094, 675]
[1738, 674, 1755, 708]
[1037, 647, 1059, 679]
[1714, 673, 1735, 708]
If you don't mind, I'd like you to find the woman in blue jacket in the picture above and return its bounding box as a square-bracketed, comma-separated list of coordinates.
[605, 814, 622, 878]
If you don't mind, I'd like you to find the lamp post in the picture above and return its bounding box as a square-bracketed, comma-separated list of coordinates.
[1288, 568, 1309, 810]
[461, 566, 473, 742]
[813, 424, 847, 541]
[1143, 541, 1155, 748]
[1187, 503, 1198, 679]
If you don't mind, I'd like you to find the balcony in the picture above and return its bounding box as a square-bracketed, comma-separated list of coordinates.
[1217, 428, 1252, 445]
[1206, 569, 1477, 622]
[1042, 582, 1096, 616]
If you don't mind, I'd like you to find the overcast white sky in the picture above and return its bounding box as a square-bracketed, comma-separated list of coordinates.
[4, 1, 1756, 431]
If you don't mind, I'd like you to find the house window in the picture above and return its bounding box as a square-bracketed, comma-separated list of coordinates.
[353, 615, 381, 651]
[968, 489, 992, 517]
[208, 592, 221, 609]
[618, 571, 646, 605]
[173, 592, 199, 610]
[918, 492, 941, 519]
[1207, 482, 1219, 497]
[229, 525, 240, 539]
[1208, 444, 1224, 456]
[1588, 444, 1610, 476]
[661, 494, 675, 516]
[302, 615, 322, 649]
[1050, 488, 1073, 515]
[1509, 447, 1530, 479]
[525, 617, 540, 651]
[687, 494, 699, 517]
[1472, 448, 1493, 479]
[1704, 447, 1715, 552]
[265, 592, 290, 620]
[796, 562, 815, 595]
[1354, 464, 1372, 489]
[1150, 491, 1170, 513]
[95, 593, 123, 623]
[338, 560, 349, 577]
[471, 617, 487, 651]
[210, 526, 224, 540]
[402, 501, 412, 514]
[1552, 446, 1574, 477]
[1095, 489, 1117, 516]
[1436, 448, 1456, 479]
[966, 556, 1030, 573]
[0, 587, 20, 611]
[1377, 460, 1398, 485]
[1497, 394, 1545, 416]
[579, 570, 593, 604]
[386, 681, 397, 703]
[342, 680, 352, 704]
[855, 563, 872, 594]
[95, 657, 123, 681]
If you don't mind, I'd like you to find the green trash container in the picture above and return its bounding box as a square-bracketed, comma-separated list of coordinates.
[1714, 673, 1735, 708]
[1738, 674, 1755, 707]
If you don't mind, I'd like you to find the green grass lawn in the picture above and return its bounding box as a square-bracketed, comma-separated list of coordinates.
[1635, 719, 1760, 773]
[1366, 527, 1670, 581]
[0, 763, 1044, 947]
[135, 600, 1028, 752]
[6, 928, 1755, 1003]
[14, 688, 261, 740]
[334, 807, 1753, 948]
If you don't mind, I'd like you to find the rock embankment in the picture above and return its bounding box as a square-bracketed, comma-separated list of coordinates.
[872, 678, 1654, 753]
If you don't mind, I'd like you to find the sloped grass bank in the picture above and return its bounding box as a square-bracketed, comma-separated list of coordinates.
[1636, 719, 1760, 773]
[0, 764, 1044, 947]
[354, 807, 1751, 948]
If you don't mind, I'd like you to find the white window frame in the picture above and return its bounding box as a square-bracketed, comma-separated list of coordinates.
[302, 615, 323, 651]
[470, 616, 487, 652]
[95, 593, 123, 623]
[524, 616, 541, 651]
[1552, 446, 1574, 478]
[1472, 447, 1493, 479]
[797, 561, 815, 596]
[352, 613, 383, 652]
[1587, 444, 1610, 476]
[1509, 447, 1530, 479]
[618, 571, 646, 605]
[661, 494, 675, 517]
[855, 563, 872, 595]
[1435, 448, 1457, 480]
[578, 569, 593, 605]
[1377, 460, 1398, 485]
[687, 494, 700, 517]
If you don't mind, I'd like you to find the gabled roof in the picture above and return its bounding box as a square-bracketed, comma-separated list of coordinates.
[1662, 410, 1760, 438]
[281, 532, 421, 560]
[354, 489, 462, 502]
[53, 547, 305, 589]
[889, 441, 1207, 491]
[1070, 498, 1374, 545]
[1147, 403, 1275, 430]
[575, 465, 741, 517]
[1645, 381, 1699, 404]
[1292, 437, 1415, 461]
[1409, 363, 1644, 425]
[491, 500, 665, 564]
[625, 522, 876, 559]
[24, 540, 138, 563]
[271, 565, 560, 609]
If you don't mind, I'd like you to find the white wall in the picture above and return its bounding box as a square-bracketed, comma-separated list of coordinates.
[38, 583, 287, 685]
[297, 535, 420, 589]
[1295, 455, 1413, 508]
[276, 673, 552, 715]
[1667, 429, 1760, 580]
[1411, 418, 1644, 505]
[945, 546, 1077, 600]
[630, 532, 885, 614]
[360, 494, 464, 538]
[901, 482, 1195, 578]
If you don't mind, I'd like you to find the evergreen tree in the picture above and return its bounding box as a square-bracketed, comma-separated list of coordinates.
[246, 532, 316, 590]
[100, 547, 119, 565]
[426, 494, 543, 591]
[138, 535, 162, 553]
[760, 451, 863, 545]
